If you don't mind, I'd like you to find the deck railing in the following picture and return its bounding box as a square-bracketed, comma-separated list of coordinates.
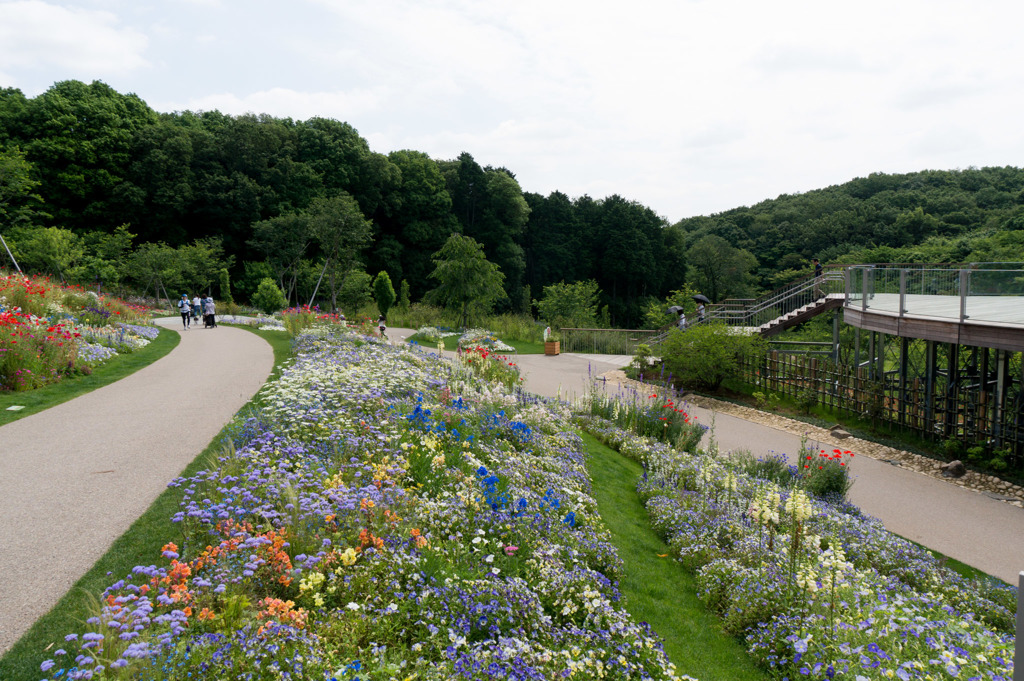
[847, 263, 1024, 326]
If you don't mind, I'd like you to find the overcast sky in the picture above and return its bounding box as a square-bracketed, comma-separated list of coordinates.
[2, 0, 1023, 223]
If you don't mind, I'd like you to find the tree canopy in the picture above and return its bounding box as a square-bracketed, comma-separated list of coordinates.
[4, 80, 1024, 327]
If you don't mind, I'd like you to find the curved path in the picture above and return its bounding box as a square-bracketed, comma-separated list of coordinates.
[0, 318, 274, 654]
[503, 348, 1024, 585]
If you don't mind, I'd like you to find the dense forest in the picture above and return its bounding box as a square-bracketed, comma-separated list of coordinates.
[2, 80, 1023, 327]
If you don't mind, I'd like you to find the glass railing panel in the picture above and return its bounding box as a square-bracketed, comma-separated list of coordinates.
[965, 269, 1024, 325]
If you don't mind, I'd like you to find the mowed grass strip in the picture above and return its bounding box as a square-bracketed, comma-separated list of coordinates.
[0, 327, 179, 426]
[0, 327, 292, 681]
[581, 431, 767, 681]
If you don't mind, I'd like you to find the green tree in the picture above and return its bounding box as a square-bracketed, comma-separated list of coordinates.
[308, 193, 373, 312]
[535, 279, 601, 328]
[219, 268, 234, 304]
[426, 234, 505, 328]
[16, 80, 157, 231]
[398, 279, 411, 310]
[0, 147, 44, 234]
[127, 241, 181, 304]
[13, 226, 84, 281]
[642, 285, 701, 329]
[180, 238, 231, 295]
[686, 234, 758, 302]
[252, 277, 287, 315]
[338, 268, 373, 313]
[249, 211, 313, 305]
[373, 271, 396, 318]
[73, 224, 135, 290]
[661, 322, 765, 391]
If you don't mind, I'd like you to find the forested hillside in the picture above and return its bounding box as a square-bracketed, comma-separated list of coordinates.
[0, 80, 684, 326]
[2, 80, 1023, 327]
[677, 167, 1024, 297]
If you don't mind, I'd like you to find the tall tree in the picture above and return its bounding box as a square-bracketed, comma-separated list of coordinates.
[249, 211, 313, 305]
[686, 234, 757, 302]
[0, 147, 44, 234]
[16, 80, 157, 231]
[372, 270, 396, 318]
[308, 193, 372, 312]
[426, 234, 505, 328]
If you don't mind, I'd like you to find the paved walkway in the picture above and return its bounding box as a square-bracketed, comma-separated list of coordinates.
[0, 318, 273, 654]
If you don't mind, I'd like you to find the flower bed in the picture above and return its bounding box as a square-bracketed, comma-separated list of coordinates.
[457, 328, 515, 353]
[580, 416, 1017, 681]
[41, 329, 690, 680]
[0, 274, 156, 389]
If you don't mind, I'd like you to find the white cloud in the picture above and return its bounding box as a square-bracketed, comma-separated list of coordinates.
[168, 86, 389, 121]
[4, 0, 1024, 220]
[0, 1, 148, 89]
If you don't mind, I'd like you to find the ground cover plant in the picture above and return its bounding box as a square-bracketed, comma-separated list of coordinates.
[38, 326, 691, 680]
[0, 273, 156, 391]
[578, 401, 1017, 681]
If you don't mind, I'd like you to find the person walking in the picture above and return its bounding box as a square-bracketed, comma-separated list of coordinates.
[378, 314, 387, 341]
[204, 296, 216, 328]
[177, 294, 191, 330]
[813, 258, 823, 299]
[191, 294, 202, 325]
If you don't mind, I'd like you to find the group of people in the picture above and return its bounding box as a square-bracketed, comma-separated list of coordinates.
[177, 294, 217, 330]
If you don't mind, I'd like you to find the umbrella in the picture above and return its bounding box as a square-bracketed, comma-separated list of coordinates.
[692, 294, 711, 304]
[667, 305, 684, 314]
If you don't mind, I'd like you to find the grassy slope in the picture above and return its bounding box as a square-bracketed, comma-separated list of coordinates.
[0, 328, 179, 426]
[0, 327, 292, 681]
[581, 431, 767, 681]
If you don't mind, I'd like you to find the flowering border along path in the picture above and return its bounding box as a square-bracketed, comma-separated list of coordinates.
[40, 330, 691, 680]
[579, 415, 1017, 681]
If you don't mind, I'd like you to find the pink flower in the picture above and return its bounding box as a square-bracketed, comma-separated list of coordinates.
[504, 545, 519, 555]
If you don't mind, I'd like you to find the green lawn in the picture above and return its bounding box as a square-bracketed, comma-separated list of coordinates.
[0, 327, 292, 681]
[581, 431, 767, 681]
[0, 327, 179, 427]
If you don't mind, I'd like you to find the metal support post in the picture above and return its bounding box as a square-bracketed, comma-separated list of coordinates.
[868, 332, 876, 380]
[876, 332, 886, 382]
[899, 337, 909, 428]
[959, 269, 970, 321]
[899, 268, 907, 316]
[832, 313, 840, 365]
[924, 341, 936, 436]
[945, 344, 960, 439]
[0, 232, 21, 273]
[995, 350, 1008, 443]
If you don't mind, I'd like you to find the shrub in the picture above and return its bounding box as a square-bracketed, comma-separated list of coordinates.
[251, 278, 287, 315]
[797, 385, 818, 414]
[660, 322, 765, 391]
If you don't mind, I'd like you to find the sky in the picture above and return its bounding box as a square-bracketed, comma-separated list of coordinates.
[2, 0, 1024, 223]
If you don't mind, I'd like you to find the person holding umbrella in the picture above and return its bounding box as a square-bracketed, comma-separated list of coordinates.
[693, 294, 711, 323]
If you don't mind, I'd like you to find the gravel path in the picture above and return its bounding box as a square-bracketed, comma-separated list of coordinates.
[0, 318, 273, 654]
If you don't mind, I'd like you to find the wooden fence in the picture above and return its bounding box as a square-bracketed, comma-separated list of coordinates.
[739, 350, 1024, 470]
